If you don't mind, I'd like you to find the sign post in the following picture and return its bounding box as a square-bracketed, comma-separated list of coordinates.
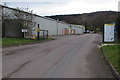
[37, 24, 40, 40]
[21, 29, 28, 38]
[104, 24, 115, 42]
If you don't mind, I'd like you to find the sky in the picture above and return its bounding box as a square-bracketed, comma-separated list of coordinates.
[0, 0, 119, 16]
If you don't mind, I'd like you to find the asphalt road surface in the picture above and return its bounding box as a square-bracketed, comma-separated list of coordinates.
[2, 34, 115, 78]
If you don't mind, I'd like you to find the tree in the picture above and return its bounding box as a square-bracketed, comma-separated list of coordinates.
[3, 6, 36, 38]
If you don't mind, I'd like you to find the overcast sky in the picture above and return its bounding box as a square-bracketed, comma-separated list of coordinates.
[0, 0, 119, 16]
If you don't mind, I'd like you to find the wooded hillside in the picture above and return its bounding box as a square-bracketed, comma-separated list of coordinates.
[47, 11, 120, 32]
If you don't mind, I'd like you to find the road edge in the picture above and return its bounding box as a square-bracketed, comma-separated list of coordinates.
[2, 39, 55, 48]
[100, 44, 120, 80]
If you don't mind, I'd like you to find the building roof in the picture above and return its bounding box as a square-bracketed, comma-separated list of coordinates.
[0, 4, 69, 25]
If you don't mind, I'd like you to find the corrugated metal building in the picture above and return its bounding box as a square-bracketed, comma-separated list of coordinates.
[1, 5, 85, 38]
[34, 15, 70, 36]
[70, 24, 85, 35]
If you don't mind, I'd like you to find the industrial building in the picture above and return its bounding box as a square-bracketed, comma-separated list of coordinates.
[70, 24, 85, 35]
[0, 5, 85, 38]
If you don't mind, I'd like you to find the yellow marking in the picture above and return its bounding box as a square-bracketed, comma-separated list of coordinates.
[37, 28, 40, 32]
[104, 24, 115, 26]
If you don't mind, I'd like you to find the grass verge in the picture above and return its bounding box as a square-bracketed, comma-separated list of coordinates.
[102, 44, 120, 73]
[2, 37, 55, 47]
[0, 38, 2, 46]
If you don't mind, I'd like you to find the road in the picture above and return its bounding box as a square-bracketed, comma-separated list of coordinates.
[2, 34, 115, 78]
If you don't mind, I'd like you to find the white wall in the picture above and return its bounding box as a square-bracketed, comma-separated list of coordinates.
[78, 25, 85, 34]
[2, 6, 85, 37]
[34, 16, 70, 36]
[71, 24, 85, 34]
[34, 16, 57, 36]
[58, 22, 69, 35]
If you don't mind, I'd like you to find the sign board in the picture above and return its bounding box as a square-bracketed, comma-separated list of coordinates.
[22, 29, 28, 32]
[37, 28, 40, 32]
[118, 1, 120, 11]
[104, 24, 115, 42]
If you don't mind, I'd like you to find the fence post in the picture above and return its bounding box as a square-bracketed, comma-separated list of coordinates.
[47, 30, 48, 39]
[37, 24, 40, 40]
[43, 30, 44, 40]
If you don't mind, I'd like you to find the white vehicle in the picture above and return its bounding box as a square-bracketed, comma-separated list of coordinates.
[87, 30, 90, 33]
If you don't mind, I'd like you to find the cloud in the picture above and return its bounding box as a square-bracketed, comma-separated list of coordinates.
[74, 0, 119, 4]
[36, 0, 118, 16]
[0, 0, 71, 2]
[1, 0, 119, 16]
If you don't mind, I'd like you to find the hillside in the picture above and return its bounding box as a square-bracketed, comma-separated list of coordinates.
[47, 11, 120, 32]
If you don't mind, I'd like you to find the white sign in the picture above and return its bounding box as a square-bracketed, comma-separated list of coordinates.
[118, 1, 120, 11]
[104, 24, 115, 42]
[22, 29, 28, 32]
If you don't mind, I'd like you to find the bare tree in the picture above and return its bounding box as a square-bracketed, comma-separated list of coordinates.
[3, 6, 36, 38]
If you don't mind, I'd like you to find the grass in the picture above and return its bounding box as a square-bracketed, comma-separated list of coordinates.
[0, 38, 2, 46]
[102, 44, 120, 73]
[2, 37, 55, 47]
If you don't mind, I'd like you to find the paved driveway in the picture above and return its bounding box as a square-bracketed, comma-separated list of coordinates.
[2, 34, 115, 78]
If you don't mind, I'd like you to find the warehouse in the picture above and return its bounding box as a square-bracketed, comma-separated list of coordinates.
[70, 24, 85, 35]
[1, 5, 85, 38]
[34, 15, 70, 36]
